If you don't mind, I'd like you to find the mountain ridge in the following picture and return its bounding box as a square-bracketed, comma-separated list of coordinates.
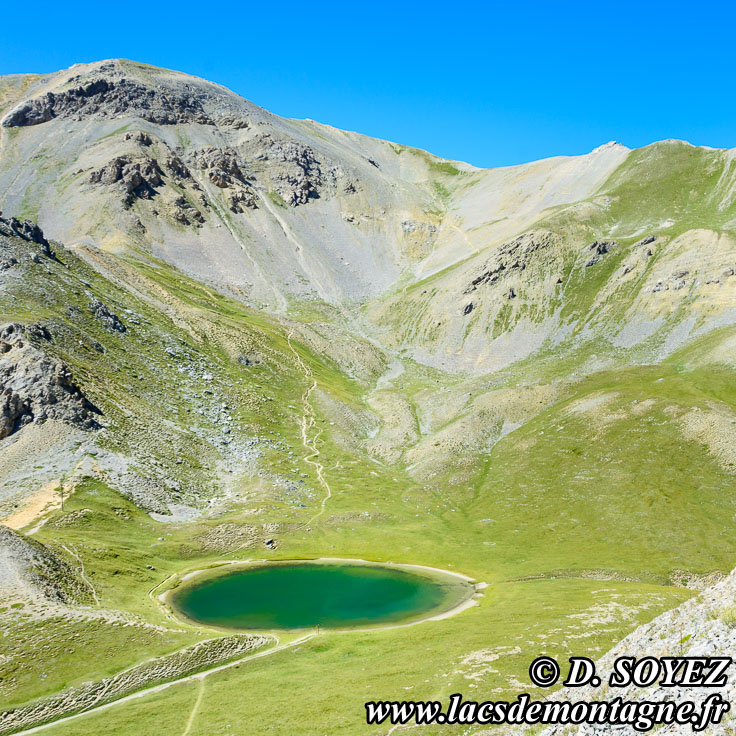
[0, 60, 630, 308]
[2, 61, 735, 378]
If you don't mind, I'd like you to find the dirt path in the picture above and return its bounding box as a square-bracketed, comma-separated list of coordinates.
[9, 634, 316, 736]
[286, 330, 333, 528]
[180, 678, 205, 736]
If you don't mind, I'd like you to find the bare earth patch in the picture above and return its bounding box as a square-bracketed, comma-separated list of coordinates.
[679, 404, 736, 473]
[2, 480, 62, 530]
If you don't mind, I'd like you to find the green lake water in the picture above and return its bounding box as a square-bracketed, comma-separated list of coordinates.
[170, 562, 470, 630]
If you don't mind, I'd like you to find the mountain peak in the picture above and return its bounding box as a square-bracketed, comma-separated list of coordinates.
[591, 140, 624, 153]
[1, 59, 267, 129]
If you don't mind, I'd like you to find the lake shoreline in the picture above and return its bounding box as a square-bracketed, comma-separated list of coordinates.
[158, 557, 483, 633]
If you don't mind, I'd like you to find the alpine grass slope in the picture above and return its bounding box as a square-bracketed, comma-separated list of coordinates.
[0, 59, 735, 735]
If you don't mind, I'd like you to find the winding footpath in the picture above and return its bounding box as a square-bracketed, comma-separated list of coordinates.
[286, 329, 333, 528]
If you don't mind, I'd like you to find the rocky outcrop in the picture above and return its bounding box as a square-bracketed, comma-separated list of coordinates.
[88, 298, 126, 333]
[0, 323, 100, 439]
[0, 214, 52, 258]
[585, 239, 619, 266]
[3, 74, 213, 128]
[634, 234, 657, 248]
[193, 146, 246, 184]
[163, 153, 192, 180]
[590, 239, 618, 255]
[253, 133, 348, 206]
[88, 149, 208, 221]
[191, 146, 257, 211]
[227, 189, 258, 212]
[89, 155, 164, 206]
[123, 130, 152, 146]
[465, 232, 555, 293]
[171, 195, 205, 225]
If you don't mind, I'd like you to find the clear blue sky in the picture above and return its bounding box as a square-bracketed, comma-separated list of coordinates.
[2, 1, 733, 168]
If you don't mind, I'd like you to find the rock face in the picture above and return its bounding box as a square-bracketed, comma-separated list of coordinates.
[0, 323, 100, 439]
[81, 118, 353, 222]
[256, 135, 324, 205]
[252, 133, 351, 206]
[88, 145, 208, 219]
[171, 195, 205, 225]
